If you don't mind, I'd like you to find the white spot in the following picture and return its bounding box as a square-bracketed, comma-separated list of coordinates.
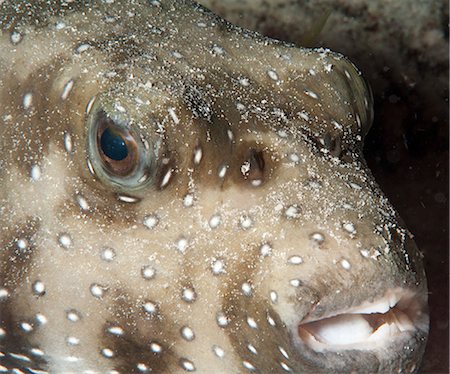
[9, 353, 31, 362]
[212, 345, 225, 358]
[172, 51, 183, 59]
[182, 287, 197, 302]
[87, 159, 95, 176]
[209, 214, 221, 229]
[270, 291, 278, 304]
[61, 79, 74, 100]
[360, 249, 370, 258]
[356, 113, 361, 128]
[160, 169, 173, 188]
[236, 102, 246, 111]
[118, 195, 140, 203]
[0, 327, 5, 338]
[107, 326, 124, 336]
[65, 356, 80, 363]
[176, 237, 189, 254]
[16, 238, 28, 250]
[285, 205, 301, 219]
[0, 288, 9, 300]
[117, 93, 132, 110]
[227, 129, 234, 141]
[150, 342, 162, 353]
[90, 284, 106, 298]
[66, 310, 81, 322]
[239, 215, 253, 230]
[289, 279, 302, 287]
[340, 258, 352, 270]
[66, 336, 80, 346]
[76, 43, 91, 54]
[183, 194, 194, 207]
[280, 362, 292, 371]
[32, 281, 45, 296]
[23, 93, 33, 109]
[58, 233, 73, 249]
[141, 266, 156, 280]
[212, 45, 225, 55]
[247, 316, 258, 329]
[55, 21, 66, 30]
[137, 363, 150, 372]
[267, 69, 279, 81]
[241, 282, 253, 297]
[310, 232, 325, 245]
[143, 301, 158, 315]
[218, 164, 228, 179]
[168, 107, 180, 124]
[260, 243, 272, 257]
[216, 312, 229, 327]
[143, 214, 159, 229]
[20, 322, 33, 333]
[349, 182, 363, 190]
[304, 90, 318, 99]
[243, 361, 256, 371]
[100, 247, 116, 262]
[101, 348, 114, 358]
[288, 153, 300, 163]
[181, 326, 195, 341]
[279, 346, 289, 359]
[287, 255, 303, 265]
[267, 313, 276, 326]
[86, 96, 96, 114]
[30, 165, 41, 181]
[343, 222, 357, 235]
[239, 77, 250, 87]
[332, 120, 343, 130]
[64, 132, 73, 153]
[193, 147, 203, 165]
[76, 195, 89, 211]
[211, 259, 226, 275]
[180, 358, 195, 372]
[247, 344, 258, 355]
[298, 111, 309, 121]
[10, 31, 23, 44]
[30, 348, 45, 357]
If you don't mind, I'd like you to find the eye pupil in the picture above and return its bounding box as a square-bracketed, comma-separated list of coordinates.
[100, 127, 129, 161]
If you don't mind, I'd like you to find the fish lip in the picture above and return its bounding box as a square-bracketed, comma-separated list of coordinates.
[297, 287, 429, 352]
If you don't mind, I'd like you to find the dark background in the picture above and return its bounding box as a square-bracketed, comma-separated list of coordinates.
[200, 1, 449, 372]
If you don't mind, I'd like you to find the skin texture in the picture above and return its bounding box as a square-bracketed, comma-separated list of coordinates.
[0, 1, 428, 373]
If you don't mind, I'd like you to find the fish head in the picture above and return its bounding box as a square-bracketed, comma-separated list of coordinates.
[0, 1, 428, 373]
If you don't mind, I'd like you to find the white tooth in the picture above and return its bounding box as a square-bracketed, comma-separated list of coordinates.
[349, 298, 391, 315]
[368, 323, 398, 342]
[388, 293, 400, 308]
[310, 314, 373, 345]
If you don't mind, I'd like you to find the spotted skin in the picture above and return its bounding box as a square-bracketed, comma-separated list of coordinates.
[0, 1, 428, 373]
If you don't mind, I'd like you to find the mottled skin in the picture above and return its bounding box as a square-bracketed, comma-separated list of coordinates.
[0, 1, 428, 373]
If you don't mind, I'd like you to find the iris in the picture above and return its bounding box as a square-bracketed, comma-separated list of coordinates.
[100, 127, 128, 161]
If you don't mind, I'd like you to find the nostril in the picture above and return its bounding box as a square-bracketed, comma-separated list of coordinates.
[241, 148, 265, 186]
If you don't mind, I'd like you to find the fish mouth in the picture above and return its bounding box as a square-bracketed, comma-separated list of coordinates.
[297, 288, 428, 352]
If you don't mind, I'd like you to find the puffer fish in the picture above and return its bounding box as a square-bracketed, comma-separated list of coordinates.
[0, 1, 429, 373]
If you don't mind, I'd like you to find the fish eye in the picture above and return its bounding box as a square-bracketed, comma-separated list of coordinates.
[96, 115, 138, 176]
[87, 104, 156, 191]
